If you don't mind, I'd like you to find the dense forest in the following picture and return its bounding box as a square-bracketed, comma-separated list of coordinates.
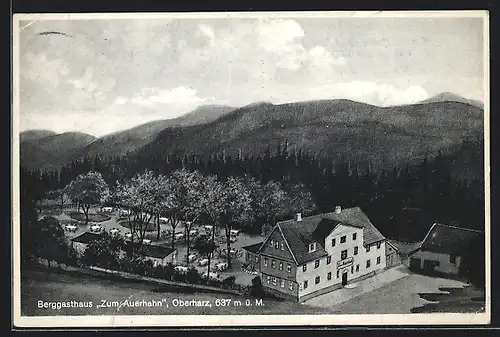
[20, 137, 484, 243]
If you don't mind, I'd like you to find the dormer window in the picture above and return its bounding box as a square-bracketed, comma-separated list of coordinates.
[308, 242, 316, 253]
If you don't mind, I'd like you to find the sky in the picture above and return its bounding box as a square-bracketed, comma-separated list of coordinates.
[16, 14, 486, 137]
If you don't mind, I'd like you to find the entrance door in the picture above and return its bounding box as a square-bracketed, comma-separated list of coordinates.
[341, 271, 348, 286]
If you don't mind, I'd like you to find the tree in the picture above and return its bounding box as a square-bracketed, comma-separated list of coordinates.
[197, 175, 223, 280]
[114, 171, 163, 245]
[283, 182, 316, 217]
[177, 170, 208, 266]
[45, 188, 69, 214]
[83, 232, 124, 269]
[245, 177, 289, 235]
[33, 216, 68, 271]
[65, 171, 109, 225]
[193, 234, 216, 279]
[218, 176, 253, 269]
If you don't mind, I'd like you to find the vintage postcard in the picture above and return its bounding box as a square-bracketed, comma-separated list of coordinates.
[12, 11, 490, 327]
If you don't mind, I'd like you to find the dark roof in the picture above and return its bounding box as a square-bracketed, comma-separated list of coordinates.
[419, 223, 484, 256]
[128, 242, 176, 259]
[71, 232, 101, 244]
[242, 242, 264, 254]
[276, 207, 385, 265]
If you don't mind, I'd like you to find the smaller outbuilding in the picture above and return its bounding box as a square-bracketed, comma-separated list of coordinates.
[408, 223, 483, 276]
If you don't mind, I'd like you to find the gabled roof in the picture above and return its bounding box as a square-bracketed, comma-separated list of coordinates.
[128, 242, 176, 259]
[418, 223, 483, 256]
[242, 242, 264, 254]
[275, 207, 386, 265]
[71, 231, 101, 244]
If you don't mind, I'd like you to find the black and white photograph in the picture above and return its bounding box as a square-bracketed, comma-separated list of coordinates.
[12, 11, 490, 327]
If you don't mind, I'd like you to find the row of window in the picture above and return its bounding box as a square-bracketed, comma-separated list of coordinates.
[266, 275, 294, 291]
[263, 257, 293, 272]
[269, 239, 285, 251]
[303, 256, 382, 272]
[302, 257, 382, 289]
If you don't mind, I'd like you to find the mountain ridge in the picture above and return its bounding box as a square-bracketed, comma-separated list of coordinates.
[19, 95, 484, 172]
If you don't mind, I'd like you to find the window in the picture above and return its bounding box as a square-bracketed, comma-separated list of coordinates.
[366, 245, 371, 252]
[315, 276, 320, 284]
[366, 260, 371, 268]
[275, 241, 279, 249]
[377, 256, 381, 265]
[354, 246, 358, 255]
[377, 242, 381, 249]
[327, 272, 332, 280]
[264, 257, 268, 267]
[303, 280, 308, 289]
[340, 235, 347, 243]
[356, 264, 359, 272]
[271, 260, 276, 269]
[267, 275, 271, 284]
[450, 255, 456, 264]
[353, 233, 357, 240]
[280, 279, 285, 288]
[289, 282, 293, 291]
[270, 239, 274, 247]
[287, 264, 292, 273]
[327, 256, 331, 265]
[280, 242, 284, 250]
[341, 249, 347, 260]
[309, 242, 316, 252]
[351, 265, 354, 274]
[303, 264, 307, 272]
[315, 259, 320, 269]
[279, 262, 283, 271]
[272, 277, 277, 285]
[332, 238, 336, 247]
[255, 256, 259, 262]
[336, 270, 340, 278]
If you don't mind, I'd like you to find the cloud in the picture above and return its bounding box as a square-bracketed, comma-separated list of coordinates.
[128, 85, 208, 107]
[21, 52, 70, 88]
[278, 81, 429, 106]
[256, 19, 307, 71]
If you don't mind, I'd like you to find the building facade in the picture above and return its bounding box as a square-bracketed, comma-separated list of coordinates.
[408, 223, 483, 276]
[252, 206, 388, 302]
[385, 240, 402, 269]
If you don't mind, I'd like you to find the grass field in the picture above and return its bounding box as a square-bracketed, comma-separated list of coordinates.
[21, 269, 331, 316]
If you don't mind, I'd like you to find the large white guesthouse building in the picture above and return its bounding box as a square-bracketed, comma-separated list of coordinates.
[246, 206, 388, 302]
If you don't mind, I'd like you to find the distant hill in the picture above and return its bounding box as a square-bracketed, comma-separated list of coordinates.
[19, 129, 56, 143]
[20, 132, 96, 170]
[19, 99, 484, 174]
[73, 104, 236, 160]
[420, 92, 484, 109]
[20, 105, 236, 170]
[136, 99, 483, 172]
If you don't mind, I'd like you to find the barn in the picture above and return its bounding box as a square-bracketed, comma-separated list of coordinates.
[408, 223, 483, 276]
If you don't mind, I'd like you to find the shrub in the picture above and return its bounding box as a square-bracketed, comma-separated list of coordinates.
[222, 276, 236, 288]
[249, 276, 265, 297]
[186, 267, 202, 284]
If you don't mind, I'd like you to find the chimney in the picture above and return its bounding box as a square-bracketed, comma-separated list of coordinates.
[335, 206, 342, 214]
[295, 213, 302, 222]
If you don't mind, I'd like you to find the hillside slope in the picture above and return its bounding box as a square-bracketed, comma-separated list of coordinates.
[73, 104, 236, 159]
[20, 132, 96, 170]
[137, 99, 483, 171]
[421, 92, 484, 109]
